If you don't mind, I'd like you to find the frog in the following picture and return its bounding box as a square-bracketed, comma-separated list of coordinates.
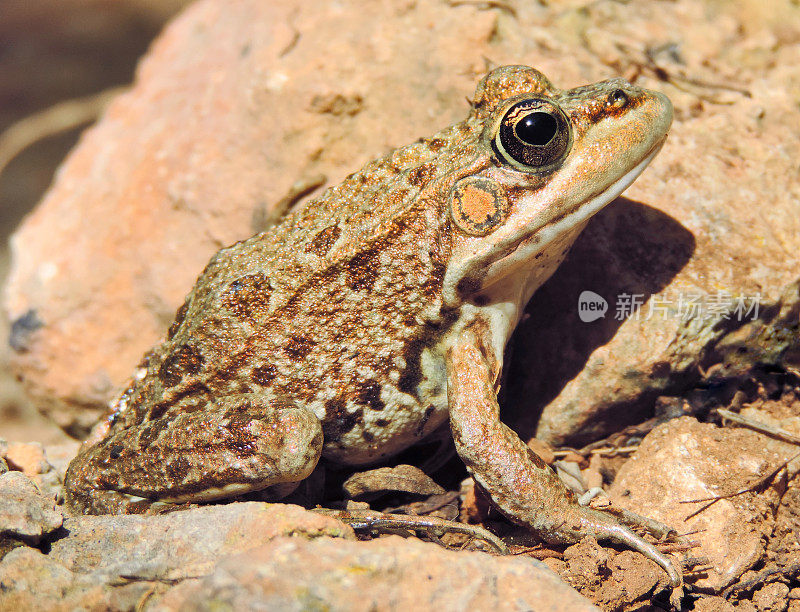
[65, 65, 678, 585]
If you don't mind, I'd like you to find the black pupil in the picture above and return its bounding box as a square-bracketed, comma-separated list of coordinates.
[514, 112, 557, 146]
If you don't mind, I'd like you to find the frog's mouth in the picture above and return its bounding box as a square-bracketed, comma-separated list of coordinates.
[447, 135, 668, 307]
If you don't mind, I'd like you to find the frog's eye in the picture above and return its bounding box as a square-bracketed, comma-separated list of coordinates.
[493, 98, 571, 173]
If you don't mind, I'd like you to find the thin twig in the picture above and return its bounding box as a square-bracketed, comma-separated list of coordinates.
[0, 86, 126, 178]
[680, 451, 800, 520]
[509, 546, 564, 560]
[717, 408, 800, 446]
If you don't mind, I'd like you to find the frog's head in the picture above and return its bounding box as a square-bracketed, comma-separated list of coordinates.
[442, 65, 673, 310]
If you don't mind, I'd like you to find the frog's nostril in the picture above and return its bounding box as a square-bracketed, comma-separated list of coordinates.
[608, 89, 628, 108]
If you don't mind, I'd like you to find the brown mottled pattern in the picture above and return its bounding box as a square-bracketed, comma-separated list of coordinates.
[304, 225, 341, 257]
[426, 137, 446, 152]
[65, 66, 674, 532]
[407, 162, 437, 187]
[220, 273, 271, 320]
[157, 344, 204, 387]
[251, 364, 277, 386]
[166, 299, 190, 340]
[101, 108, 489, 464]
[471, 65, 554, 115]
[356, 380, 385, 412]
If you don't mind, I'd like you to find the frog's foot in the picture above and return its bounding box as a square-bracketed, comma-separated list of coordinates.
[446, 329, 683, 588]
[64, 394, 323, 515]
[313, 508, 508, 554]
[552, 504, 682, 587]
[578, 488, 676, 540]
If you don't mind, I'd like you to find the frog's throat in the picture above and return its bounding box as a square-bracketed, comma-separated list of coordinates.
[442, 135, 668, 310]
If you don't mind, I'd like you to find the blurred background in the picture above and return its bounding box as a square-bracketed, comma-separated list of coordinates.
[0, 0, 190, 442]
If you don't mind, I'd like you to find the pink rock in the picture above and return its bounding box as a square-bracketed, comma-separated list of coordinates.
[1, 502, 595, 610]
[51, 502, 355, 574]
[152, 535, 597, 611]
[3, 441, 47, 476]
[0, 471, 62, 542]
[609, 417, 791, 591]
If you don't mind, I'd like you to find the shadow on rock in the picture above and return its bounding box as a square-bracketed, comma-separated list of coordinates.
[503, 196, 695, 444]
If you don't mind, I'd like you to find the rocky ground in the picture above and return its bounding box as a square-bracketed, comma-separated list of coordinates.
[2, 0, 799, 610]
[3, 385, 800, 610]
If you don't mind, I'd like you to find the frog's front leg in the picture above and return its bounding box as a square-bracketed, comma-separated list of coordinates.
[64, 394, 323, 515]
[446, 326, 682, 587]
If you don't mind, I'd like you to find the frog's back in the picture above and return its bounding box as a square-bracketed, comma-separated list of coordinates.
[107, 119, 479, 465]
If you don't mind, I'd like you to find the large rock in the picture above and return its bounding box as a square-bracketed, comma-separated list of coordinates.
[505, 0, 800, 443]
[0, 503, 355, 609]
[0, 471, 62, 543]
[0, 502, 596, 611]
[51, 502, 354, 577]
[151, 535, 596, 611]
[4, 0, 799, 444]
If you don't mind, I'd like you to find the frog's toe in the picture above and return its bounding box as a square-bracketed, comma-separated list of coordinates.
[569, 505, 683, 588]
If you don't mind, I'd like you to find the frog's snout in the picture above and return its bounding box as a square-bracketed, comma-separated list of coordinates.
[648, 89, 674, 134]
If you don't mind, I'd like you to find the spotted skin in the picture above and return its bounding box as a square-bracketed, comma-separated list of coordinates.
[64, 65, 679, 585]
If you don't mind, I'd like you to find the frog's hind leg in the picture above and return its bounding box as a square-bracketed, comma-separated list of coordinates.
[445, 327, 682, 587]
[64, 394, 323, 515]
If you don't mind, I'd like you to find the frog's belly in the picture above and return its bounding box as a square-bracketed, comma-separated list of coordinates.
[316, 347, 450, 466]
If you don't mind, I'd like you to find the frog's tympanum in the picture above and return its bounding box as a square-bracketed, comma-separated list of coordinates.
[66, 66, 678, 584]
